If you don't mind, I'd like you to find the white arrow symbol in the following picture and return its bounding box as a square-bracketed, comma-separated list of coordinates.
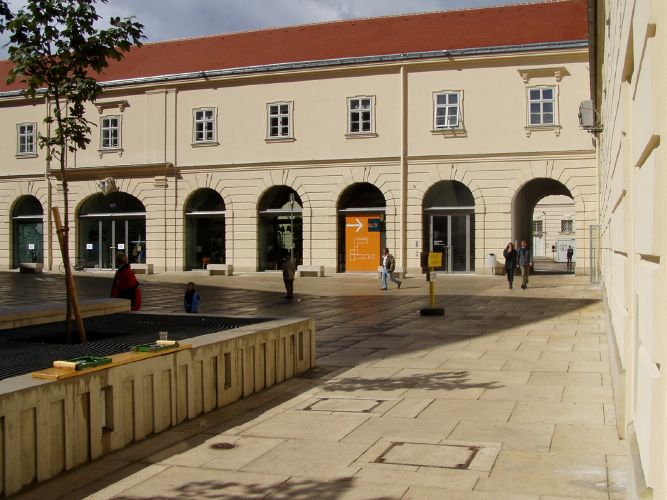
[346, 218, 363, 232]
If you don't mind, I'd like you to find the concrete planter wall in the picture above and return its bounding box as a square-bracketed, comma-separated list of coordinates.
[0, 317, 316, 496]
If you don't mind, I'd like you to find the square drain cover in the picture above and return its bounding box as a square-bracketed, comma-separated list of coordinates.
[304, 398, 382, 413]
[375, 442, 479, 469]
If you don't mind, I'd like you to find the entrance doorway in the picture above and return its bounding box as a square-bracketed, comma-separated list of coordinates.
[12, 195, 44, 268]
[78, 192, 146, 269]
[338, 183, 386, 272]
[423, 181, 475, 273]
[427, 213, 474, 272]
[258, 186, 302, 271]
[185, 188, 225, 270]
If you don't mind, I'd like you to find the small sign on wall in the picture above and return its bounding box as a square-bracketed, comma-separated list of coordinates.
[117, 243, 125, 250]
[86, 243, 94, 250]
[27, 243, 35, 250]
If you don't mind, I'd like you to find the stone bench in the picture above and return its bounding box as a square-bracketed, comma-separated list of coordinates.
[297, 265, 324, 277]
[132, 263, 154, 275]
[0, 298, 131, 330]
[206, 263, 234, 276]
[19, 262, 43, 273]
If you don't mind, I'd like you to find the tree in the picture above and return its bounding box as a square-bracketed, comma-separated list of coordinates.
[1, 0, 144, 342]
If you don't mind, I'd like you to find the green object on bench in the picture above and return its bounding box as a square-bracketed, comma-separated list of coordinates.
[68, 356, 112, 370]
[132, 342, 180, 353]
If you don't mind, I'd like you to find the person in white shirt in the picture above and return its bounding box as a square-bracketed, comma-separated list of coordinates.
[380, 248, 402, 290]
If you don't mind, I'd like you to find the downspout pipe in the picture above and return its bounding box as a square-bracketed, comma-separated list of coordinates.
[400, 65, 408, 274]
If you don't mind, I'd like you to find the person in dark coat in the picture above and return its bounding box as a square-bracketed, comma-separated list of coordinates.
[566, 246, 574, 269]
[184, 281, 201, 313]
[282, 255, 296, 299]
[503, 242, 518, 290]
[110, 252, 142, 311]
[518, 240, 531, 289]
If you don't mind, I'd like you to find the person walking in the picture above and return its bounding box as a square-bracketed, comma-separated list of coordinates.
[566, 246, 574, 270]
[282, 255, 296, 299]
[380, 248, 402, 290]
[184, 281, 201, 313]
[110, 252, 142, 310]
[518, 240, 532, 289]
[503, 242, 518, 289]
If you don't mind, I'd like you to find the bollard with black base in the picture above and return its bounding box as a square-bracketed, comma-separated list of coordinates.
[420, 252, 445, 316]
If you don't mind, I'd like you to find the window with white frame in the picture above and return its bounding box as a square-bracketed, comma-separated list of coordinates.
[434, 91, 461, 129]
[348, 96, 374, 134]
[561, 219, 574, 233]
[17, 122, 36, 155]
[193, 108, 217, 144]
[100, 115, 121, 149]
[532, 220, 544, 234]
[528, 87, 556, 125]
[267, 102, 292, 139]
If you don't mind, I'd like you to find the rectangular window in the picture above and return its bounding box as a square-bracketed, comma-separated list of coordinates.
[267, 102, 292, 139]
[561, 219, 574, 232]
[532, 220, 544, 234]
[17, 122, 36, 155]
[193, 108, 216, 143]
[434, 91, 461, 129]
[348, 96, 374, 134]
[100, 116, 120, 149]
[529, 87, 556, 125]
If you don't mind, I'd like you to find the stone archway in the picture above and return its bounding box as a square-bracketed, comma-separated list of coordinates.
[512, 178, 576, 272]
[11, 195, 44, 268]
[422, 180, 475, 273]
[184, 188, 226, 271]
[337, 182, 386, 272]
[77, 192, 146, 269]
[257, 185, 303, 271]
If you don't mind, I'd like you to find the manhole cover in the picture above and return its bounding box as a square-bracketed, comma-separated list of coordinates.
[375, 442, 479, 469]
[304, 398, 382, 413]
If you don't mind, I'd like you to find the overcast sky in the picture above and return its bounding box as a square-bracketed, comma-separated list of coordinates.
[2, 0, 542, 57]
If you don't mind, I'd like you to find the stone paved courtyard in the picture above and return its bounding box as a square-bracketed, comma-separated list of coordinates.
[3, 270, 625, 499]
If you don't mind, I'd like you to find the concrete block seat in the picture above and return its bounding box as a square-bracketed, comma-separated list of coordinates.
[132, 263, 153, 275]
[19, 262, 43, 273]
[297, 265, 324, 277]
[206, 263, 234, 276]
[0, 298, 131, 330]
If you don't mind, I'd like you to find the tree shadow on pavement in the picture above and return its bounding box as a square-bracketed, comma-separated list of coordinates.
[115, 476, 397, 500]
[318, 370, 502, 393]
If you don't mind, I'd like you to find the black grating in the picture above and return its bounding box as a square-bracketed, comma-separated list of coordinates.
[0, 313, 269, 381]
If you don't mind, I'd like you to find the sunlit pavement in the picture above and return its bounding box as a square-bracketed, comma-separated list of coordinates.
[6, 270, 625, 499]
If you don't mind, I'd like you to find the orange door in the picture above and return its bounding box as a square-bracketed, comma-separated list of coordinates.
[345, 215, 381, 271]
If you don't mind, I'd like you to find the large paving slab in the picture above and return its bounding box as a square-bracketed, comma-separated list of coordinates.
[2, 271, 626, 499]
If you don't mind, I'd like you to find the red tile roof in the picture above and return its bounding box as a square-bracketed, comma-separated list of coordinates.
[0, 0, 587, 92]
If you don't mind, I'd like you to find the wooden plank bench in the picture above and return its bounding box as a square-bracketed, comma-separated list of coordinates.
[32, 344, 192, 381]
[297, 265, 324, 277]
[206, 263, 234, 276]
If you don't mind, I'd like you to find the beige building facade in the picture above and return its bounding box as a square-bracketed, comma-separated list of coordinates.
[532, 195, 577, 261]
[0, 2, 596, 277]
[590, 0, 666, 498]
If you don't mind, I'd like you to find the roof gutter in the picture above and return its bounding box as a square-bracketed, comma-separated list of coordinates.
[0, 39, 588, 98]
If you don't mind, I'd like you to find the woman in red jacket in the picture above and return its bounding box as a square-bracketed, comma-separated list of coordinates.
[110, 253, 142, 311]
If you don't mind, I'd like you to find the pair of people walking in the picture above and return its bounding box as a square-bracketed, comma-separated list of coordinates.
[503, 240, 531, 290]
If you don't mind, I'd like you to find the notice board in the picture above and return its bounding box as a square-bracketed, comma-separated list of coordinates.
[345, 215, 381, 272]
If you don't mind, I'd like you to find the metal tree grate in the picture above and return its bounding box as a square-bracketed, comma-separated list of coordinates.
[0, 313, 269, 380]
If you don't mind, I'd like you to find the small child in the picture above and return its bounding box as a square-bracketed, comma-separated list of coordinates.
[184, 281, 201, 313]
